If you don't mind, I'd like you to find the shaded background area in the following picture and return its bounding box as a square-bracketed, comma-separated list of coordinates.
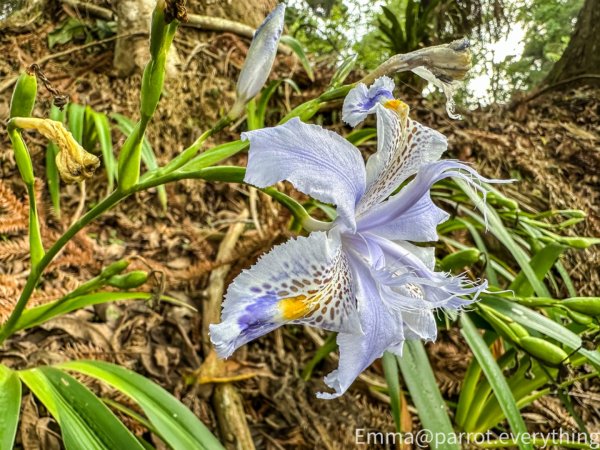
[0, 0, 599, 448]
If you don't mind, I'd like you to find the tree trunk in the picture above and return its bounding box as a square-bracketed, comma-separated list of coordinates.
[543, 0, 600, 87]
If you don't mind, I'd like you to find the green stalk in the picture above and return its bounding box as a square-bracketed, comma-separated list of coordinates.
[0, 166, 316, 345]
[155, 115, 232, 176]
[7, 127, 45, 267]
[0, 189, 125, 344]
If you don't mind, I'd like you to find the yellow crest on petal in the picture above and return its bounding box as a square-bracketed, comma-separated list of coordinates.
[384, 99, 409, 123]
[279, 293, 322, 320]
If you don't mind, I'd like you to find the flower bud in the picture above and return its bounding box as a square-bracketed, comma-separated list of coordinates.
[439, 248, 481, 273]
[100, 260, 130, 279]
[233, 4, 285, 115]
[565, 309, 594, 325]
[519, 336, 568, 367]
[557, 236, 600, 249]
[562, 297, 600, 316]
[10, 70, 37, 118]
[107, 271, 149, 289]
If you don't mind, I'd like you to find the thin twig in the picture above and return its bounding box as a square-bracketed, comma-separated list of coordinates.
[58, 1, 292, 54]
[0, 32, 146, 94]
[61, 0, 115, 20]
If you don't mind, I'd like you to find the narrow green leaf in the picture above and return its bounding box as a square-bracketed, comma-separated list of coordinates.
[93, 112, 117, 192]
[0, 365, 21, 450]
[459, 218, 499, 285]
[346, 128, 376, 146]
[47, 105, 65, 217]
[181, 140, 249, 173]
[475, 358, 551, 432]
[68, 103, 86, 144]
[256, 80, 282, 129]
[382, 352, 401, 431]
[455, 179, 550, 297]
[58, 360, 225, 450]
[397, 341, 459, 450]
[555, 260, 577, 297]
[509, 243, 565, 297]
[280, 35, 314, 81]
[329, 54, 357, 88]
[455, 350, 482, 428]
[15, 291, 152, 332]
[460, 315, 532, 450]
[20, 367, 145, 450]
[458, 331, 508, 431]
[302, 332, 337, 380]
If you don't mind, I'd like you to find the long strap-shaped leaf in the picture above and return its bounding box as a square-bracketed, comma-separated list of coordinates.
[19, 367, 145, 450]
[455, 179, 550, 297]
[0, 365, 21, 450]
[509, 243, 566, 297]
[15, 291, 153, 332]
[58, 360, 225, 450]
[460, 315, 533, 450]
[397, 340, 460, 450]
[382, 352, 402, 432]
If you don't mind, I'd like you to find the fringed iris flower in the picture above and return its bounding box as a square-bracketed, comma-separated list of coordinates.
[211, 77, 502, 399]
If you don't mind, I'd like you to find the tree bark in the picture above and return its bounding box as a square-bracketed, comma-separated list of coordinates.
[543, 0, 600, 87]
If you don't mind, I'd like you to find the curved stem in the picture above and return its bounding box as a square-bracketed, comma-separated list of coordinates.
[0, 189, 127, 344]
[0, 166, 324, 345]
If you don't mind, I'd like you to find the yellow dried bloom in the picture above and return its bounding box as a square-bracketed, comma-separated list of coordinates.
[11, 117, 100, 184]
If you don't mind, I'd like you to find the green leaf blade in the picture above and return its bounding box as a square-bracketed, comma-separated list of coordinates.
[397, 340, 459, 450]
[58, 360, 224, 450]
[460, 315, 533, 450]
[280, 35, 314, 81]
[19, 367, 145, 450]
[0, 365, 22, 450]
[15, 291, 153, 332]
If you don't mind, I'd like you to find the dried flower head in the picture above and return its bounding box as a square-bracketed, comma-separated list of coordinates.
[12, 117, 100, 183]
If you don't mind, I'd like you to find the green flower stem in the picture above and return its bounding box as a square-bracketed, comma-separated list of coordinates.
[0, 166, 319, 345]
[0, 188, 124, 345]
[26, 183, 45, 268]
[118, 1, 179, 190]
[7, 126, 45, 268]
[154, 115, 233, 177]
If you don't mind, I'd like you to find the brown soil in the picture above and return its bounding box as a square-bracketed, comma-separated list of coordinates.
[0, 2, 598, 449]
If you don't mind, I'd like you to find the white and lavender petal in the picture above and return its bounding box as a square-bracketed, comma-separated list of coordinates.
[242, 118, 367, 231]
[357, 106, 448, 213]
[371, 235, 486, 311]
[210, 231, 361, 358]
[360, 190, 450, 242]
[317, 251, 404, 399]
[357, 160, 503, 232]
[342, 76, 395, 127]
